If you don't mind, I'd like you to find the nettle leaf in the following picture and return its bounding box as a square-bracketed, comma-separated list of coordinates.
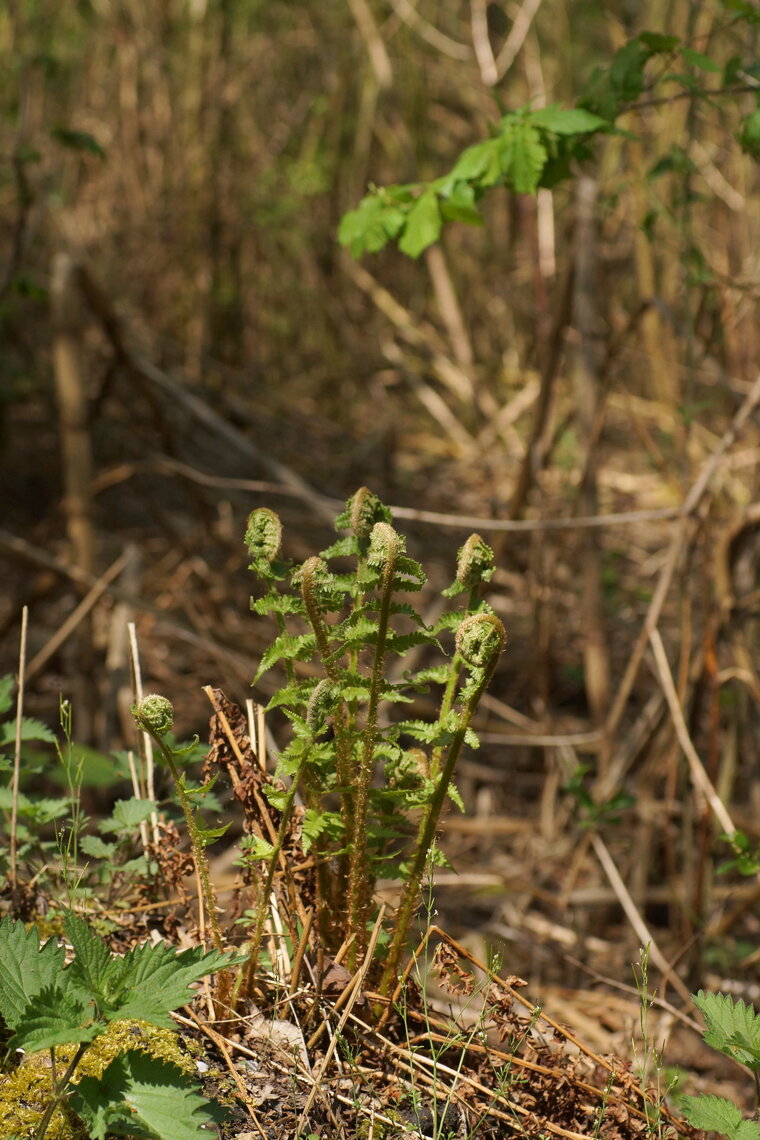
[693, 990, 760, 1068]
[681, 1094, 760, 1140]
[399, 188, 442, 258]
[80, 835, 117, 859]
[106, 940, 239, 1027]
[499, 117, 546, 194]
[65, 910, 115, 1005]
[0, 788, 71, 823]
[0, 915, 66, 1029]
[8, 984, 98, 1052]
[72, 1050, 221, 1140]
[531, 106, 607, 135]
[0, 716, 57, 746]
[102, 798, 157, 833]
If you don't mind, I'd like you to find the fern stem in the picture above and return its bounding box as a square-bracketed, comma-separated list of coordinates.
[430, 587, 479, 780]
[151, 735, 225, 955]
[379, 632, 503, 997]
[346, 535, 398, 961]
[300, 559, 354, 834]
[238, 761, 305, 1003]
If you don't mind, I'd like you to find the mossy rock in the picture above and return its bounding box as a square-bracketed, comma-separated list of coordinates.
[0, 1019, 194, 1139]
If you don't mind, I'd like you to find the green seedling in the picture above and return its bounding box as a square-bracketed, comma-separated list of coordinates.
[681, 990, 760, 1140]
[0, 910, 241, 1140]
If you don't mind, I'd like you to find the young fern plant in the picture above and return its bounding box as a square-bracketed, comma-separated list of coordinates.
[245, 488, 504, 977]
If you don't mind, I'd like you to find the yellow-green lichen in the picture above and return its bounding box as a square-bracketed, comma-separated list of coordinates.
[0, 1019, 194, 1139]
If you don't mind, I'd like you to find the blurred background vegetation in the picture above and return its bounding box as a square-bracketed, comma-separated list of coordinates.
[1, 0, 760, 988]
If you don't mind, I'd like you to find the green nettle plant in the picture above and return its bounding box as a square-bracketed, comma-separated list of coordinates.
[0, 909, 239, 1140]
[681, 990, 760, 1140]
[244, 488, 504, 988]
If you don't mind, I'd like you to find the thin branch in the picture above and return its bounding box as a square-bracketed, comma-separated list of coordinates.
[470, 0, 498, 85]
[9, 606, 28, 895]
[385, 0, 470, 60]
[648, 628, 735, 837]
[495, 0, 544, 80]
[590, 832, 692, 1005]
[345, 0, 393, 88]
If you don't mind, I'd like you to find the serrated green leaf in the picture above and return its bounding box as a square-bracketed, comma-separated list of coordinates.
[693, 990, 760, 1068]
[531, 106, 607, 135]
[0, 915, 66, 1029]
[338, 194, 389, 257]
[681, 1094, 760, 1140]
[255, 632, 317, 681]
[440, 181, 483, 225]
[319, 536, 361, 559]
[386, 631, 438, 655]
[103, 798, 157, 832]
[80, 835, 117, 859]
[65, 911, 118, 1007]
[406, 664, 452, 686]
[680, 46, 721, 72]
[104, 940, 239, 1027]
[449, 138, 501, 185]
[72, 1050, 221, 1140]
[251, 593, 305, 618]
[399, 188, 442, 258]
[0, 788, 71, 823]
[0, 716, 57, 746]
[8, 983, 99, 1052]
[194, 812, 230, 847]
[499, 118, 546, 194]
[242, 835, 275, 861]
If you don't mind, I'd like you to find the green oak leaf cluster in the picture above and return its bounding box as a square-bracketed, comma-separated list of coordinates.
[339, 26, 760, 259]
